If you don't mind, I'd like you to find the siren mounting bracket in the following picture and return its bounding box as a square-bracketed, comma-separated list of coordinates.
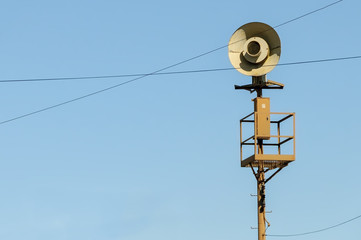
[234, 75, 284, 93]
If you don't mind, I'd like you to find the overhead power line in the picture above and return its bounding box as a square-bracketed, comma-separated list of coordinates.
[0, 0, 344, 84]
[267, 213, 361, 237]
[272, 0, 343, 29]
[1, 55, 355, 126]
[0, 0, 343, 125]
[0, 55, 360, 83]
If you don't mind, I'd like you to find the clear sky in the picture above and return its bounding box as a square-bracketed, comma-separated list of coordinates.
[0, 0, 360, 239]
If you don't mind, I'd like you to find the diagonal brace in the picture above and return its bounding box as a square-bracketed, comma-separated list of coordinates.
[265, 167, 284, 184]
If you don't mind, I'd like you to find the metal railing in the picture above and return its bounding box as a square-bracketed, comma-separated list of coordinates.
[240, 112, 295, 166]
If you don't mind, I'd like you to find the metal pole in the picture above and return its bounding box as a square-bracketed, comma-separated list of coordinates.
[256, 86, 266, 240]
[257, 138, 266, 240]
[257, 166, 266, 240]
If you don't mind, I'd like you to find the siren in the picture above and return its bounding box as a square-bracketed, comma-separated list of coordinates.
[228, 22, 281, 77]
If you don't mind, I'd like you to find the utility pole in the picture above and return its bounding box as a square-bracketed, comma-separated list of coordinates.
[257, 165, 266, 240]
[228, 22, 296, 240]
[255, 89, 266, 240]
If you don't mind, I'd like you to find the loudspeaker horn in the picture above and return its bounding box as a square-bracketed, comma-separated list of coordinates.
[228, 22, 281, 77]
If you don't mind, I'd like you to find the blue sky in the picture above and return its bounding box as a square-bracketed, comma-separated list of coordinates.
[0, 0, 360, 239]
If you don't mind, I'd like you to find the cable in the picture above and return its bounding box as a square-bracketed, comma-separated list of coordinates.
[277, 55, 361, 66]
[0, 0, 343, 84]
[272, 0, 343, 29]
[1, 54, 356, 126]
[267, 214, 361, 237]
[0, 0, 343, 125]
[1, 55, 359, 83]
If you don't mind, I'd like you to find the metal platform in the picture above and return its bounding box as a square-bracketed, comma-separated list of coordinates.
[241, 154, 295, 168]
[240, 112, 295, 169]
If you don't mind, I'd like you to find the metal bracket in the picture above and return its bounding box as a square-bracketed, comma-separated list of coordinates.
[250, 163, 258, 181]
[235, 75, 284, 93]
[265, 167, 284, 184]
